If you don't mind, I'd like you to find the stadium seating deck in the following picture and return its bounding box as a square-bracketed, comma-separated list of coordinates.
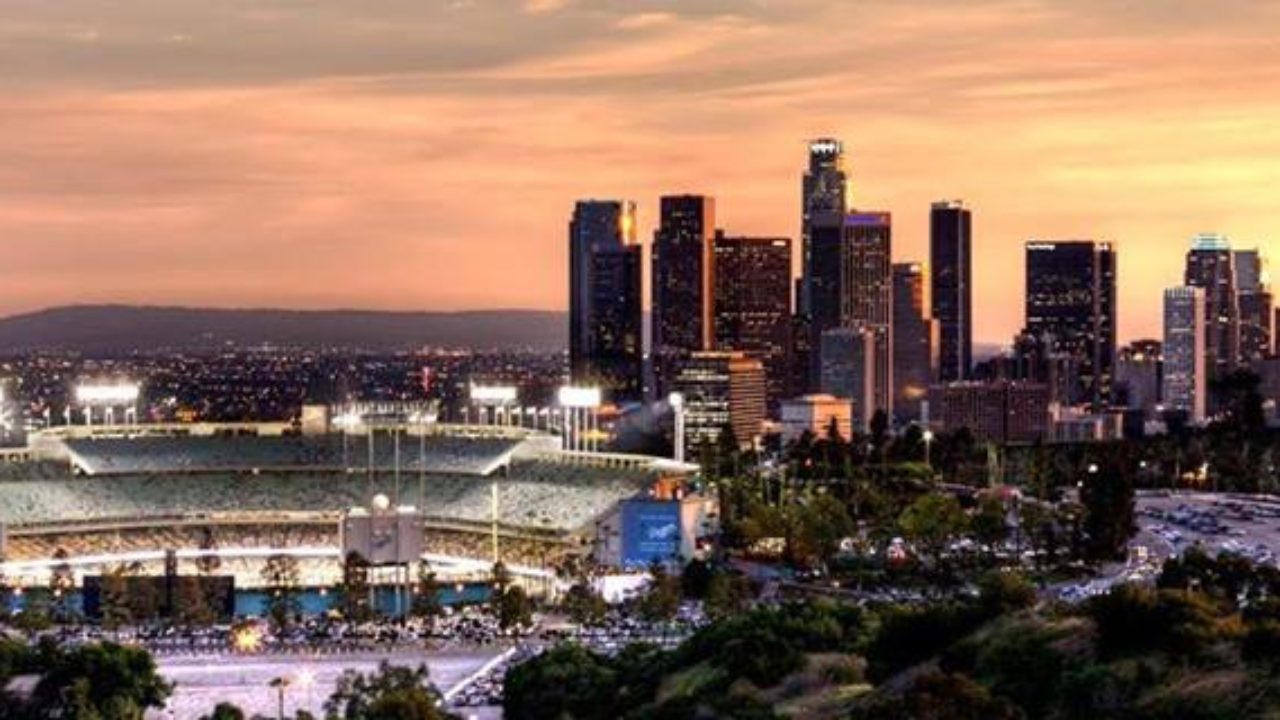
[61, 434, 523, 476]
[0, 461, 657, 534]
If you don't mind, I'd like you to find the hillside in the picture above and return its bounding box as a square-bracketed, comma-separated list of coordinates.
[0, 305, 568, 353]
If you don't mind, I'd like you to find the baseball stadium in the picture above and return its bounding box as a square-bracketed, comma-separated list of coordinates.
[0, 406, 699, 595]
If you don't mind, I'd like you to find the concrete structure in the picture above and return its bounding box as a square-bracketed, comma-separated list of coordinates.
[1163, 286, 1207, 424]
[779, 394, 854, 444]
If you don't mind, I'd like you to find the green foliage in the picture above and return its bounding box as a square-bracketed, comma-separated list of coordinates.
[562, 582, 607, 627]
[853, 671, 1025, 720]
[495, 585, 534, 631]
[30, 642, 172, 719]
[1087, 583, 1219, 659]
[503, 644, 619, 720]
[866, 602, 986, 682]
[323, 662, 447, 720]
[261, 554, 302, 632]
[898, 493, 967, 561]
[200, 702, 246, 720]
[977, 570, 1036, 617]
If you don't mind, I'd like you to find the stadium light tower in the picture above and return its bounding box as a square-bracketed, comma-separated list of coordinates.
[669, 392, 686, 464]
[558, 386, 602, 452]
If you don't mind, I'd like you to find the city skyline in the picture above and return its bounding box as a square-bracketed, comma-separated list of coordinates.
[2, 0, 1279, 345]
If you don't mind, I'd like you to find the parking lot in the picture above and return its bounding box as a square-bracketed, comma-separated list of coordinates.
[1136, 492, 1280, 567]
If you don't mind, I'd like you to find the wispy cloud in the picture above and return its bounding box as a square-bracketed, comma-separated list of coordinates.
[0, 0, 1278, 340]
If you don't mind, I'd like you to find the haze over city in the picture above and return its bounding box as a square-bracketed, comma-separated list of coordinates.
[3, 0, 1280, 343]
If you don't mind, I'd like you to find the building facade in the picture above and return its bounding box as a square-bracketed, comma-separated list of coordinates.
[713, 233, 792, 412]
[1163, 286, 1207, 424]
[892, 262, 939, 424]
[779, 394, 854, 444]
[568, 200, 644, 402]
[671, 351, 767, 450]
[1235, 248, 1272, 365]
[819, 326, 876, 430]
[930, 200, 972, 382]
[1184, 234, 1239, 384]
[842, 212, 894, 419]
[652, 195, 716, 397]
[929, 381, 1050, 445]
[800, 139, 850, 391]
[1023, 240, 1116, 409]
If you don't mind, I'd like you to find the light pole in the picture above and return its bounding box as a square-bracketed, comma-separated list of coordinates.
[922, 429, 934, 469]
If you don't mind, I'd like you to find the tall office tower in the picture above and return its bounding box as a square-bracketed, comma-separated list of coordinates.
[1023, 240, 1117, 409]
[819, 326, 876, 430]
[800, 139, 850, 390]
[1234, 248, 1272, 365]
[930, 200, 972, 381]
[1114, 339, 1163, 417]
[1184, 234, 1239, 384]
[892, 262, 940, 424]
[652, 195, 716, 397]
[1164, 287, 1207, 424]
[670, 351, 767, 450]
[713, 233, 792, 413]
[843, 212, 894, 419]
[568, 200, 643, 403]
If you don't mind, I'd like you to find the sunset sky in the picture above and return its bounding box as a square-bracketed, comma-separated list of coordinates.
[2, 0, 1279, 344]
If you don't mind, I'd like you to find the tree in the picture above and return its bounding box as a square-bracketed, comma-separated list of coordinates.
[495, 585, 533, 631]
[200, 702, 246, 720]
[31, 642, 172, 718]
[1078, 452, 1136, 562]
[503, 644, 618, 720]
[795, 493, 855, 569]
[49, 548, 76, 625]
[410, 566, 444, 627]
[637, 562, 681, 623]
[704, 570, 751, 621]
[261, 554, 302, 632]
[971, 496, 1010, 562]
[562, 582, 607, 627]
[898, 493, 968, 566]
[174, 576, 216, 627]
[339, 552, 375, 623]
[100, 565, 133, 632]
[323, 662, 449, 720]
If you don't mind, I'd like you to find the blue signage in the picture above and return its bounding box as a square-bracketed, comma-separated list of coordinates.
[621, 500, 682, 567]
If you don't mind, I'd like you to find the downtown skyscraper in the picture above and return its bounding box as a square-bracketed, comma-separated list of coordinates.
[800, 139, 850, 389]
[1023, 240, 1117, 409]
[652, 194, 716, 397]
[893, 262, 939, 424]
[568, 200, 644, 402]
[930, 200, 972, 381]
[1234, 248, 1272, 364]
[1184, 234, 1240, 383]
[1164, 286, 1207, 424]
[713, 233, 793, 411]
[842, 212, 894, 419]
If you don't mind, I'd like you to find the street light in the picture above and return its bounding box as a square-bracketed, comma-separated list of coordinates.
[922, 429, 934, 468]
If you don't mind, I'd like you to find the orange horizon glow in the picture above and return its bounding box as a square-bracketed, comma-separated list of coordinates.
[1, 0, 1278, 346]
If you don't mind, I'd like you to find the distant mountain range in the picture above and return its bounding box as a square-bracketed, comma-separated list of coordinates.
[0, 305, 568, 353]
